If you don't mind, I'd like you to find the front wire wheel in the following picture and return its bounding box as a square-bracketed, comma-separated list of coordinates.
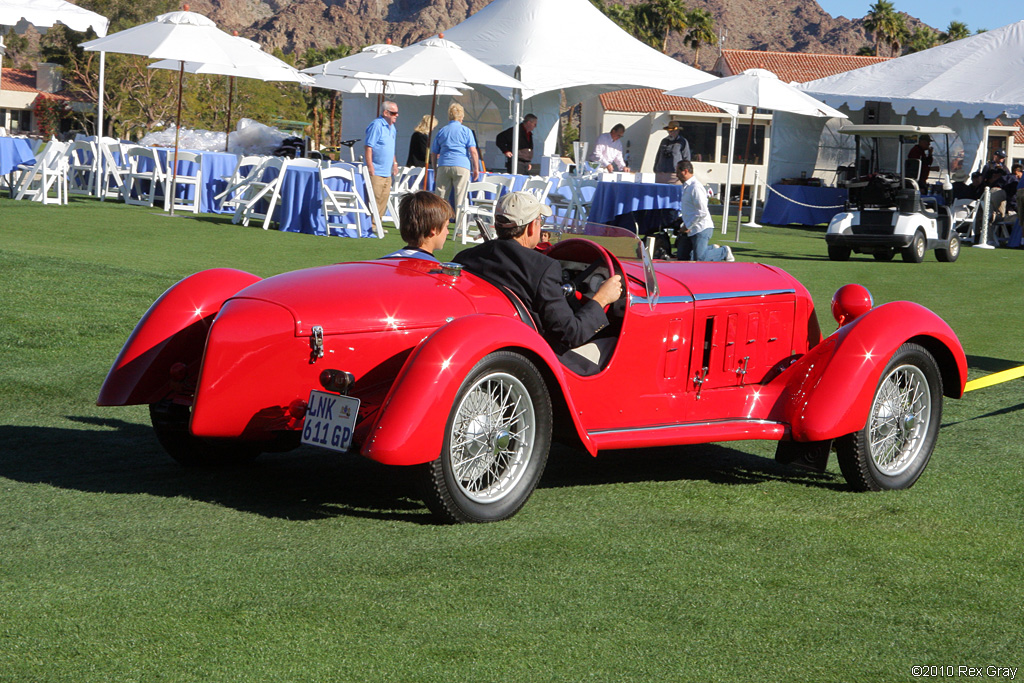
[419, 351, 552, 523]
[836, 343, 943, 491]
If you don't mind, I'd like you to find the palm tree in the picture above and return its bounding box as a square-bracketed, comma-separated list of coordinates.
[683, 8, 717, 67]
[906, 26, 938, 53]
[863, 0, 896, 56]
[887, 14, 909, 56]
[630, 2, 664, 50]
[942, 21, 970, 42]
[856, 45, 877, 56]
[657, 0, 690, 53]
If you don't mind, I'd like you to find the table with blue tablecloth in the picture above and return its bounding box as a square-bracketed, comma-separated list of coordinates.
[274, 163, 373, 237]
[588, 180, 682, 232]
[1, 137, 35, 176]
[153, 148, 239, 213]
[760, 184, 848, 226]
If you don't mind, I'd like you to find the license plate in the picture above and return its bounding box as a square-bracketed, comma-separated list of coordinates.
[301, 390, 360, 452]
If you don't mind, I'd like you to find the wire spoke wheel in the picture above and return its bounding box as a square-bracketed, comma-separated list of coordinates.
[836, 343, 943, 491]
[419, 351, 551, 523]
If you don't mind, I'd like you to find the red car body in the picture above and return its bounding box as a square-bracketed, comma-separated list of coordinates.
[98, 230, 967, 522]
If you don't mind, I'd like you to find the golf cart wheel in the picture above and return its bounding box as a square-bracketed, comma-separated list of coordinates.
[936, 231, 960, 262]
[828, 245, 851, 261]
[835, 343, 943, 491]
[418, 351, 552, 524]
[872, 248, 895, 262]
[901, 230, 926, 263]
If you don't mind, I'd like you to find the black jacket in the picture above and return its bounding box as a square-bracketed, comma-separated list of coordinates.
[453, 239, 608, 357]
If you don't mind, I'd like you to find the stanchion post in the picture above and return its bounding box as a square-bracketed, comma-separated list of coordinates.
[974, 186, 995, 249]
[743, 170, 762, 228]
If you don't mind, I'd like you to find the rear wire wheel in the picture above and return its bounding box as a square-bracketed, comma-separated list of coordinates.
[149, 400, 261, 466]
[418, 351, 552, 523]
[835, 343, 943, 491]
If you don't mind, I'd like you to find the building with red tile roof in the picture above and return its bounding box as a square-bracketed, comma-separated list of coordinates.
[1, 66, 90, 135]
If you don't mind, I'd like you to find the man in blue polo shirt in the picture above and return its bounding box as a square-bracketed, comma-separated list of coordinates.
[364, 101, 399, 225]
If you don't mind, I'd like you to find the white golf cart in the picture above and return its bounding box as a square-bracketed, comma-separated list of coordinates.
[826, 124, 960, 263]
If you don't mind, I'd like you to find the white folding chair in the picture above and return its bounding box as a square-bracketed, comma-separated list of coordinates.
[385, 166, 426, 230]
[521, 176, 552, 202]
[97, 139, 128, 200]
[321, 165, 373, 235]
[456, 180, 501, 244]
[232, 157, 287, 228]
[65, 139, 99, 197]
[214, 155, 267, 213]
[12, 139, 69, 205]
[485, 174, 516, 195]
[359, 164, 386, 238]
[122, 146, 167, 207]
[548, 176, 597, 226]
[164, 150, 203, 214]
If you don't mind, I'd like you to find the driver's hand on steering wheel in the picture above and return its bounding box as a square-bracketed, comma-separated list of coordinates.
[592, 275, 623, 308]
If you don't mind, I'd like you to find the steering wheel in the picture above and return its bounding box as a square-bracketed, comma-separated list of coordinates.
[570, 260, 606, 294]
[547, 237, 621, 308]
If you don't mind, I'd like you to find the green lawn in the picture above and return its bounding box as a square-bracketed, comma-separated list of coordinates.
[2, 197, 1022, 682]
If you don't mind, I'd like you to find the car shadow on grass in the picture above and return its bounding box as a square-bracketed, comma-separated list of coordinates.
[0, 416, 844, 525]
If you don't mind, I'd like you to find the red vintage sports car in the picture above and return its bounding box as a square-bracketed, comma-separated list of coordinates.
[98, 226, 967, 523]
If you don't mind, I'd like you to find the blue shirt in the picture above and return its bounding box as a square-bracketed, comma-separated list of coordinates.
[364, 116, 396, 176]
[431, 120, 476, 170]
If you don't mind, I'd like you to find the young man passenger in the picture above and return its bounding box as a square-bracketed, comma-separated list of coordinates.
[381, 191, 453, 261]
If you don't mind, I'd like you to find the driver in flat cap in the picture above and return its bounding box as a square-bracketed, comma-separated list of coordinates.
[453, 191, 622, 375]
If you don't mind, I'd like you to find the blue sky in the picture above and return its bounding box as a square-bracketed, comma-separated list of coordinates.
[815, 0, 1018, 33]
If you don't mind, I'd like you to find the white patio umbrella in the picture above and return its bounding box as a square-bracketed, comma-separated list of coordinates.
[666, 68, 847, 240]
[150, 36, 313, 151]
[0, 0, 109, 193]
[81, 7, 295, 214]
[330, 35, 524, 187]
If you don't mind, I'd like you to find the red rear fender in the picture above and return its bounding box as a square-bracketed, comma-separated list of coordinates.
[96, 269, 262, 406]
[778, 301, 966, 441]
[362, 314, 596, 466]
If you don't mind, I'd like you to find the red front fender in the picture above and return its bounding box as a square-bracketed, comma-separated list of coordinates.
[97, 268, 262, 406]
[361, 314, 596, 466]
[780, 301, 966, 442]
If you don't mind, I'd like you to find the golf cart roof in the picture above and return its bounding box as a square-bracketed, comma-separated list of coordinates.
[837, 124, 957, 138]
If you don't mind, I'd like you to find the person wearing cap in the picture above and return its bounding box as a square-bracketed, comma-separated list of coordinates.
[906, 134, 934, 189]
[982, 149, 1010, 179]
[453, 191, 623, 375]
[675, 160, 734, 263]
[653, 121, 691, 184]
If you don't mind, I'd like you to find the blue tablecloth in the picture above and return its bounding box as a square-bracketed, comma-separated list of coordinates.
[0, 137, 35, 176]
[761, 184, 848, 226]
[155, 149, 239, 213]
[588, 181, 682, 231]
[275, 163, 373, 237]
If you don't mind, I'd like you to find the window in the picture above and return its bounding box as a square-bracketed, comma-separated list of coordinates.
[676, 121, 717, 162]
[721, 123, 767, 165]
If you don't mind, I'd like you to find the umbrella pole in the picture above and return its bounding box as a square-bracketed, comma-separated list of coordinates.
[224, 75, 234, 153]
[170, 60, 184, 217]
[422, 80, 438, 190]
[733, 109, 755, 242]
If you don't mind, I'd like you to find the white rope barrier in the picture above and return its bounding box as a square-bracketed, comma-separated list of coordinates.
[756, 176, 847, 210]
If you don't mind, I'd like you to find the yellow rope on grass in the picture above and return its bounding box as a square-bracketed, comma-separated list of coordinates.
[964, 365, 1024, 393]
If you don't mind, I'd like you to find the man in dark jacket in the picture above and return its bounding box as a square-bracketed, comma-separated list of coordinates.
[496, 114, 539, 175]
[453, 192, 622, 375]
[653, 120, 691, 184]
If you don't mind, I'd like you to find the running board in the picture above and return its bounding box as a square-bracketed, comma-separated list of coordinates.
[588, 419, 787, 451]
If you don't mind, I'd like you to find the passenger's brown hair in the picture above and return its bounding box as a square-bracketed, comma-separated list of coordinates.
[399, 191, 454, 246]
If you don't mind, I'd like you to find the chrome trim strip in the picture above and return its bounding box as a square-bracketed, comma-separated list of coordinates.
[630, 294, 693, 306]
[694, 288, 796, 301]
[589, 418, 784, 437]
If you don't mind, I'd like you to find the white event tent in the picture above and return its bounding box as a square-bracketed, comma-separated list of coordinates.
[768, 20, 1024, 184]
[339, 0, 713, 170]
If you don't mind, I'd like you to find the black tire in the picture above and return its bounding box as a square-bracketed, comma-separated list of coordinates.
[901, 230, 926, 263]
[418, 351, 552, 523]
[872, 248, 895, 262]
[149, 400, 261, 467]
[835, 343, 943, 491]
[936, 231, 960, 262]
[828, 245, 851, 261]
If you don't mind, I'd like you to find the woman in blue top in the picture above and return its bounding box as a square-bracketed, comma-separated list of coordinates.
[431, 102, 480, 217]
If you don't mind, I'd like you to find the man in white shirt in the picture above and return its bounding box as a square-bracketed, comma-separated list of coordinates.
[676, 160, 733, 262]
[589, 123, 630, 173]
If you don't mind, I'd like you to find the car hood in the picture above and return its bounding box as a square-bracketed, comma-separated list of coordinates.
[229, 258, 514, 336]
[653, 261, 804, 301]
